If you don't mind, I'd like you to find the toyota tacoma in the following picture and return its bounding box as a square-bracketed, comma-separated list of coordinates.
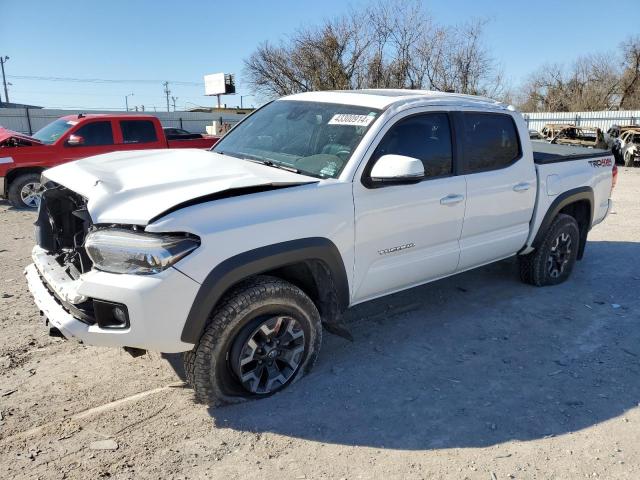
[24, 90, 616, 405]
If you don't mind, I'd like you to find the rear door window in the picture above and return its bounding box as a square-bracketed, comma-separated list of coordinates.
[120, 120, 158, 144]
[457, 112, 521, 173]
[71, 121, 114, 146]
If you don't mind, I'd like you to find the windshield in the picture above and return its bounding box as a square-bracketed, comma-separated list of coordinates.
[32, 118, 77, 144]
[213, 100, 381, 178]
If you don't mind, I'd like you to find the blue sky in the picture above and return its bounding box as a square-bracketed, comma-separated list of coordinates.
[1, 0, 638, 110]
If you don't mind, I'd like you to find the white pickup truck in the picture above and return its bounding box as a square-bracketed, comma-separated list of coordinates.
[24, 90, 617, 405]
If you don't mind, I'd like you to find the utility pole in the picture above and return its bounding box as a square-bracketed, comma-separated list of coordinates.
[240, 95, 251, 109]
[125, 92, 134, 111]
[171, 96, 178, 112]
[0, 56, 10, 103]
[163, 81, 171, 112]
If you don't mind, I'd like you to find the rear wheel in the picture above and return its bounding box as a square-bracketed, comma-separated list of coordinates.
[624, 151, 636, 167]
[8, 173, 43, 209]
[184, 276, 322, 406]
[519, 213, 580, 286]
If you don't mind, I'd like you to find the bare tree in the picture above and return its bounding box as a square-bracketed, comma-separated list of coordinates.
[518, 36, 640, 112]
[619, 36, 640, 109]
[244, 0, 504, 99]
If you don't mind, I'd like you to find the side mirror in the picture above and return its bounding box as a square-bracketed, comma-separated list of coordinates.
[369, 154, 425, 186]
[66, 134, 85, 146]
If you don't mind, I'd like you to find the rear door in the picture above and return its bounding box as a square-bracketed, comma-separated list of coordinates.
[352, 110, 466, 303]
[114, 119, 165, 151]
[454, 111, 536, 271]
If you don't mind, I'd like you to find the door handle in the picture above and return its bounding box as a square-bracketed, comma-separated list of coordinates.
[513, 182, 531, 192]
[440, 194, 464, 206]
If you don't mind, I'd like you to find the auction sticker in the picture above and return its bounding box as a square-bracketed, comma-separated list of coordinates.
[328, 113, 375, 127]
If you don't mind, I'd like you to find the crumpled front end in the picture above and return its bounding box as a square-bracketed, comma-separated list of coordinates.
[24, 182, 199, 353]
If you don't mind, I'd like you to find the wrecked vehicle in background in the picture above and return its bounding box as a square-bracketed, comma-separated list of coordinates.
[605, 124, 640, 150]
[540, 123, 574, 139]
[616, 129, 640, 166]
[550, 126, 607, 149]
[0, 115, 219, 208]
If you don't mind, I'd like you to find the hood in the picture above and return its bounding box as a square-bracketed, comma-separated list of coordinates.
[0, 127, 43, 145]
[43, 149, 318, 225]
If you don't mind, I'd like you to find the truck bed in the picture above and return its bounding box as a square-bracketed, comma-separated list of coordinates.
[532, 141, 611, 164]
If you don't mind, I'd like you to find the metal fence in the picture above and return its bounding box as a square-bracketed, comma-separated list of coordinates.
[523, 110, 640, 132]
[0, 108, 246, 135]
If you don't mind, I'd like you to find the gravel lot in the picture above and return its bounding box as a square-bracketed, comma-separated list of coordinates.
[1, 168, 639, 480]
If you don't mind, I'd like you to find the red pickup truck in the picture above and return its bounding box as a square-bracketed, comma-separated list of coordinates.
[0, 114, 219, 208]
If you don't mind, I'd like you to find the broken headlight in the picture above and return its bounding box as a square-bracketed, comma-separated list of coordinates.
[85, 229, 200, 275]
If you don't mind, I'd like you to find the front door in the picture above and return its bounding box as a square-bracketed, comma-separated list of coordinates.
[62, 120, 115, 161]
[352, 111, 466, 303]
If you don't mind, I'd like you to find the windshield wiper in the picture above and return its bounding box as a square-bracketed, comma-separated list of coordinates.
[246, 158, 301, 174]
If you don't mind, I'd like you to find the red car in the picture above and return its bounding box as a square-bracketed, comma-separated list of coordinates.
[0, 114, 219, 208]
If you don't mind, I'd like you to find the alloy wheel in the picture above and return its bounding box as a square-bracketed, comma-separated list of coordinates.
[547, 232, 572, 278]
[230, 315, 306, 395]
[20, 182, 43, 208]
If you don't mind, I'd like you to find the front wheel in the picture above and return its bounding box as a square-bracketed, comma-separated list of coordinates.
[8, 173, 43, 209]
[184, 276, 322, 406]
[519, 213, 580, 286]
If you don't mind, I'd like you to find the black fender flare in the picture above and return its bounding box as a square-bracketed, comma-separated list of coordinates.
[180, 237, 350, 344]
[531, 186, 594, 258]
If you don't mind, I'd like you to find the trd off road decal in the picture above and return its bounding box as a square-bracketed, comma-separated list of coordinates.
[588, 158, 613, 168]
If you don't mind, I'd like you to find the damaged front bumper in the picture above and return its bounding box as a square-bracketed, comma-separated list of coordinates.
[25, 246, 200, 353]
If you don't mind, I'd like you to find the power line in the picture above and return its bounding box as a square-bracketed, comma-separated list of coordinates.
[7, 74, 203, 86]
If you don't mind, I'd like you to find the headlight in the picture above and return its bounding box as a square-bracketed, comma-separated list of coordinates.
[85, 229, 200, 275]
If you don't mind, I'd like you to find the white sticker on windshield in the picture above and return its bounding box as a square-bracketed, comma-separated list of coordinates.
[328, 114, 375, 127]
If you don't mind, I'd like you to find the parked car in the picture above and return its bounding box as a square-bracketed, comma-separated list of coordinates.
[0, 114, 220, 208]
[617, 129, 640, 166]
[529, 129, 542, 139]
[550, 125, 607, 149]
[25, 90, 616, 405]
[163, 127, 212, 140]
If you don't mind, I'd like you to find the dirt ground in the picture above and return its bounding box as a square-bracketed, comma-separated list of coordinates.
[1, 168, 639, 480]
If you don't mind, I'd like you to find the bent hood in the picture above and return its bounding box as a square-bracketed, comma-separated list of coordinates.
[43, 149, 317, 225]
[0, 127, 44, 145]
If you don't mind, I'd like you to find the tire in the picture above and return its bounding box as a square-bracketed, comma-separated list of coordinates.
[8, 173, 43, 209]
[184, 275, 322, 406]
[624, 151, 636, 167]
[519, 213, 580, 287]
[613, 148, 622, 165]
